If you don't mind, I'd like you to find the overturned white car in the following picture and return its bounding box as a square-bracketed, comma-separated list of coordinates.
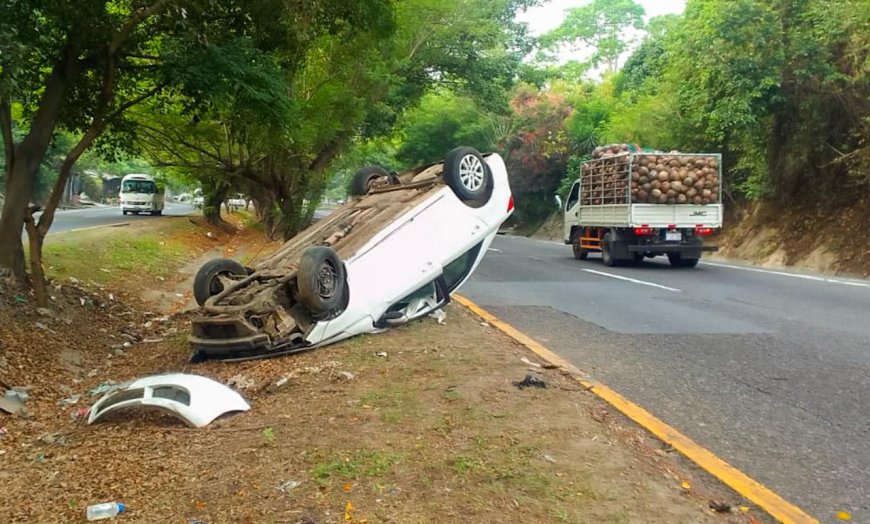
[189, 147, 514, 361]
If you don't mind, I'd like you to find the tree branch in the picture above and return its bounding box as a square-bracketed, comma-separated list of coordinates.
[110, 0, 173, 53]
[106, 84, 165, 122]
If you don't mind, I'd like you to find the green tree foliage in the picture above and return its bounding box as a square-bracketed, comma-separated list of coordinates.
[396, 92, 497, 166]
[501, 85, 574, 224]
[539, 0, 646, 75]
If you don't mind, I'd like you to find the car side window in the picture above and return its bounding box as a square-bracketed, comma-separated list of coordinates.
[442, 242, 483, 292]
[566, 182, 580, 210]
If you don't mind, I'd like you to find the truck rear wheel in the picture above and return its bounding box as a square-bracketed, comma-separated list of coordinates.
[667, 253, 699, 268]
[572, 242, 588, 260]
[601, 233, 618, 267]
[681, 257, 699, 268]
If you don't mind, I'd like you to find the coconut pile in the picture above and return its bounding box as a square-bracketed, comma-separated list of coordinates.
[581, 143, 721, 205]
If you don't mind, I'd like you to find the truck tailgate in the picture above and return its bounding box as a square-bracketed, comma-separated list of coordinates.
[630, 204, 723, 228]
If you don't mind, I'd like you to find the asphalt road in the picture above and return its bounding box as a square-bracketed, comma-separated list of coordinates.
[39, 203, 197, 234]
[462, 235, 870, 523]
[39, 203, 331, 235]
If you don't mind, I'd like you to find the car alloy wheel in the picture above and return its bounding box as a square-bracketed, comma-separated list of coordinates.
[458, 153, 485, 192]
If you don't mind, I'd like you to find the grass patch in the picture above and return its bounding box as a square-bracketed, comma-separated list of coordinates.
[41, 223, 192, 284]
[237, 209, 265, 233]
[360, 386, 420, 423]
[451, 455, 484, 475]
[312, 450, 402, 481]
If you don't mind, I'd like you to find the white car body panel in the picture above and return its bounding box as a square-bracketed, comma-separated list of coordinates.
[304, 154, 511, 347]
[87, 373, 250, 428]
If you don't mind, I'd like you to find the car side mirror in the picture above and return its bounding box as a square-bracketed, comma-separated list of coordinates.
[554, 195, 563, 209]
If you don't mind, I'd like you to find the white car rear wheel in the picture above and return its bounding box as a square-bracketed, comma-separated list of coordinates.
[443, 147, 491, 203]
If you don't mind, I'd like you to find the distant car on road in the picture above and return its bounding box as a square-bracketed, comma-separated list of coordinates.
[189, 146, 513, 361]
[227, 194, 247, 211]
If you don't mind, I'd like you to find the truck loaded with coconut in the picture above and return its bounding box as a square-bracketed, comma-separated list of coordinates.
[563, 144, 723, 268]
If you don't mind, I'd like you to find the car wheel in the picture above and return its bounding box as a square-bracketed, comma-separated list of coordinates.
[297, 246, 348, 315]
[350, 166, 399, 196]
[572, 241, 588, 260]
[601, 233, 618, 267]
[667, 253, 682, 267]
[122, 210, 128, 216]
[443, 146, 492, 203]
[193, 258, 247, 306]
[632, 252, 644, 265]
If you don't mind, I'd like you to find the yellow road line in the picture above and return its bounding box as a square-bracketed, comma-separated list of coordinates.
[453, 294, 819, 524]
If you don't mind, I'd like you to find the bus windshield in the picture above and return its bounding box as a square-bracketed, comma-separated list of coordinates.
[122, 180, 156, 194]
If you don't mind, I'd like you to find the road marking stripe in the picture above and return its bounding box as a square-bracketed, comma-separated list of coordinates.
[582, 268, 681, 292]
[701, 261, 870, 288]
[453, 293, 819, 524]
[487, 248, 502, 253]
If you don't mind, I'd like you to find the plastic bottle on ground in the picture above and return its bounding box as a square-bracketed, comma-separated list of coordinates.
[86, 501, 125, 520]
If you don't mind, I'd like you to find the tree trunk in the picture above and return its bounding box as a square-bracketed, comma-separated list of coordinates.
[202, 178, 229, 225]
[23, 208, 47, 306]
[0, 160, 34, 279]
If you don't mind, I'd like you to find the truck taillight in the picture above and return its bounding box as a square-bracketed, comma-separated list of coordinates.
[507, 195, 514, 212]
[694, 227, 713, 236]
[634, 226, 654, 236]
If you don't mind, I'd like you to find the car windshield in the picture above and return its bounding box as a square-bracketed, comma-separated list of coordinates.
[122, 180, 156, 194]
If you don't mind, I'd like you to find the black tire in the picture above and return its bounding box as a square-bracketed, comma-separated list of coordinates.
[156, 209, 163, 216]
[601, 232, 618, 267]
[193, 258, 247, 306]
[443, 146, 492, 203]
[122, 210, 128, 216]
[350, 166, 399, 196]
[572, 242, 588, 260]
[667, 253, 684, 267]
[680, 257, 699, 268]
[297, 246, 347, 315]
[632, 252, 645, 265]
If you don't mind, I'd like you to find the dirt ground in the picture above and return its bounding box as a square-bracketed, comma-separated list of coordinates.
[0, 217, 765, 523]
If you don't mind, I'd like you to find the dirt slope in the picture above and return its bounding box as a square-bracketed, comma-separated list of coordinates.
[715, 199, 870, 277]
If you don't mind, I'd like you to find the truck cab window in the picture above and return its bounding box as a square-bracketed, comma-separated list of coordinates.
[566, 182, 580, 210]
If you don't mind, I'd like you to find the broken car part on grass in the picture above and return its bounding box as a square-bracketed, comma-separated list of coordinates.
[189, 147, 514, 362]
[88, 373, 250, 428]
